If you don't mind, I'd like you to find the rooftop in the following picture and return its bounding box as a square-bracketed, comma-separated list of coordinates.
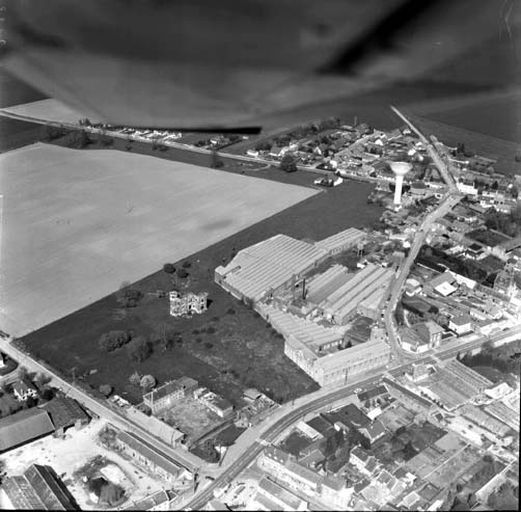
[39, 396, 90, 430]
[116, 431, 182, 477]
[0, 408, 55, 452]
[217, 234, 328, 301]
[2, 464, 79, 510]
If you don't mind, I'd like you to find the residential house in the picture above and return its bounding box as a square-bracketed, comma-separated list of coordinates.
[359, 420, 386, 445]
[12, 380, 38, 402]
[411, 321, 444, 348]
[349, 446, 379, 477]
[448, 314, 473, 336]
[466, 243, 486, 260]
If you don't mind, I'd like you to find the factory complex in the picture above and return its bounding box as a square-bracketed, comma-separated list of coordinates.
[215, 228, 393, 386]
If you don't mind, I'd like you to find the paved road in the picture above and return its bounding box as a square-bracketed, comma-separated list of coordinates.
[381, 107, 462, 362]
[390, 106, 458, 193]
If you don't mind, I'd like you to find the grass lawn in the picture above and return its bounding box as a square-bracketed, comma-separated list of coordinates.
[16, 165, 382, 406]
[467, 229, 511, 247]
[403, 113, 521, 176]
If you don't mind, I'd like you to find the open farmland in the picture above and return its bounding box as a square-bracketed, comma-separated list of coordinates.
[0, 143, 318, 336]
[16, 164, 382, 406]
[401, 113, 521, 176]
[0, 98, 85, 125]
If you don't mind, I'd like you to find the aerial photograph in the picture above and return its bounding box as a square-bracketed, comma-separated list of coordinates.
[0, 0, 520, 510]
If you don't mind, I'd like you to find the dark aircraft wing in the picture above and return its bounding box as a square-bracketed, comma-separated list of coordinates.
[1, 0, 519, 132]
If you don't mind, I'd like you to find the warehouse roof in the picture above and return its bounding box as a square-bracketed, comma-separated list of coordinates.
[306, 264, 352, 304]
[321, 264, 394, 322]
[315, 227, 365, 253]
[0, 408, 55, 452]
[217, 234, 328, 301]
[2, 464, 79, 510]
[261, 304, 344, 354]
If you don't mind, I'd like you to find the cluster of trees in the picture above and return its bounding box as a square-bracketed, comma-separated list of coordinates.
[484, 206, 521, 238]
[454, 142, 476, 158]
[126, 336, 153, 363]
[98, 329, 157, 363]
[279, 153, 297, 172]
[98, 330, 132, 352]
[69, 130, 92, 149]
[163, 263, 176, 274]
[210, 150, 224, 169]
[45, 125, 68, 141]
[487, 481, 519, 510]
[459, 339, 521, 375]
[116, 282, 143, 308]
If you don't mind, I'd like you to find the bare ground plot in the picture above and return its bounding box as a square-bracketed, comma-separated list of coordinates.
[16, 168, 381, 405]
[0, 143, 317, 336]
[0, 419, 165, 510]
[162, 397, 223, 441]
[426, 445, 482, 489]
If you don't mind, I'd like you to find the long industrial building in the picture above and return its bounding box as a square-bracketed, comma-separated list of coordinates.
[215, 228, 365, 303]
[306, 263, 394, 324]
[258, 304, 390, 387]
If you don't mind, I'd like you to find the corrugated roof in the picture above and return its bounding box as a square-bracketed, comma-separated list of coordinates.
[2, 464, 79, 510]
[123, 490, 173, 511]
[24, 464, 79, 510]
[322, 264, 393, 321]
[315, 228, 365, 253]
[306, 264, 351, 304]
[262, 304, 344, 352]
[258, 477, 303, 510]
[218, 234, 328, 301]
[116, 431, 182, 477]
[0, 408, 55, 452]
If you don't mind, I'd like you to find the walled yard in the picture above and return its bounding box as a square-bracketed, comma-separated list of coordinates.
[17, 156, 382, 406]
[161, 397, 224, 442]
[0, 142, 318, 337]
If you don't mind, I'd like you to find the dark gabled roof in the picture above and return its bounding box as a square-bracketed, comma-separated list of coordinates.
[116, 431, 182, 477]
[39, 397, 90, 430]
[306, 416, 335, 437]
[2, 464, 79, 510]
[358, 385, 388, 402]
[0, 408, 55, 452]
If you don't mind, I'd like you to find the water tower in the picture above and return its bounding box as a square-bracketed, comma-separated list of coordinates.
[389, 161, 412, 206]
